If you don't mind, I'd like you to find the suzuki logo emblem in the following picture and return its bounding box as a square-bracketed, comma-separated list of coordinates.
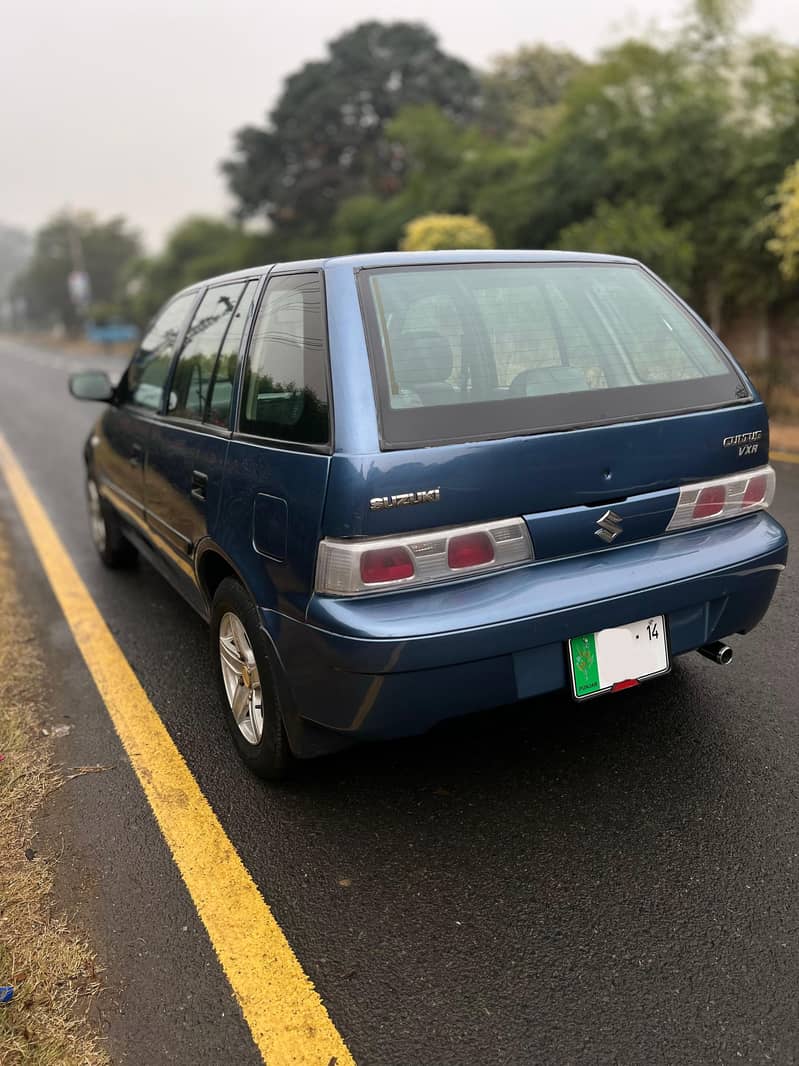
[595, 509, 623, 544]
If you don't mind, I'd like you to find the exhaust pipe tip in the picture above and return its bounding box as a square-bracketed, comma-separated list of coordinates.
[698, 641, 733, 665]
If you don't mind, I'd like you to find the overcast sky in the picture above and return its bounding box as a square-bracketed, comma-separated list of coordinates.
[2, 0, 797, 250]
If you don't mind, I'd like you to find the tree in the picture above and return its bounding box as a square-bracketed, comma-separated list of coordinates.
[400, 214, 495, 251]
[474, 11, 799, 323]
[330, 105, 518, 253]
[330, 194, 416, 254]
[0, 223, 31, 327]
[128, 216, 264, 324]
[482, 45, 586, 142]
[0, 224, 31, 302]
[766, 161, 799, 281]
[14, 213, 141, 333]
[222, 22, 480, 234]
[556, 202, 695, 292]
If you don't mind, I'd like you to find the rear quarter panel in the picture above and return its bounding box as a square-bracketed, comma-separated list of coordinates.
[211, 440, 330, 621]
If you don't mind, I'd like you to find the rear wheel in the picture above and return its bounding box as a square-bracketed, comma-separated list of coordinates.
[210, 578, 292, 780]
[87, 477, 137, 569]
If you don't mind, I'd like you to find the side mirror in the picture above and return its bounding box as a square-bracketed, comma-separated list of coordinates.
[69, 370, 114, 402]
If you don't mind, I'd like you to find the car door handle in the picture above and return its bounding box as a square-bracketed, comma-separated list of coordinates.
[190, 470, 208, 501]
[129, 442, 143, 467]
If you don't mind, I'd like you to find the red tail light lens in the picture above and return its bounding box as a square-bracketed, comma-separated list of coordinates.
[447, 531, 495, 569]
[692, 484, 726, 520]
[743, 473, 768, 507]
[360, 546, 414, 584]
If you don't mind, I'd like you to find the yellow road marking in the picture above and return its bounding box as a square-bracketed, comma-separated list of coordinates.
[771, 450, 799, 465]
[0, 433, 355, 1066]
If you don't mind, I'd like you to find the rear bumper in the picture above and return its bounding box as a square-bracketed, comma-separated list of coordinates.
[266, 513, 788, 749]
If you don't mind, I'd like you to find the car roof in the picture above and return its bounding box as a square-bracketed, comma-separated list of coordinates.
[179, 249, 638, 295]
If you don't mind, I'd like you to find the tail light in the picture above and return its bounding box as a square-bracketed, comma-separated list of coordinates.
[692, 484, 726, 520]
[315, 518, 533, 595]
[448, 531, 494, 569]
[360, 546, 414, 584]
[666, 465, 776, 532]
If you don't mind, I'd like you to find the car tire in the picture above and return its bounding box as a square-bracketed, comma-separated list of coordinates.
[86, 476, 138, 569]
[210, 577, 293, 780]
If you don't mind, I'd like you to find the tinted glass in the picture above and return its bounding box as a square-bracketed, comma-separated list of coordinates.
[206, 279, 257, 427]
[120, 292, 196, 411]
[169, 282, 244, 421]
[361, 263, 746, 447]
[240, 274, 329, 444]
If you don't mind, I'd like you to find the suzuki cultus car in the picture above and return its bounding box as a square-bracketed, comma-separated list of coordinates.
[69, 252, 788, 777]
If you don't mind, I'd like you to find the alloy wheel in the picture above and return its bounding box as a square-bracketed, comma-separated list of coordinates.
[218, 611, 264, 745]
[87, 480, 106, 553]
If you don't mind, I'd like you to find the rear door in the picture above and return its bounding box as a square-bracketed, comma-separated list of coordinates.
[323, 260, 766, 557]
[95, 290, 196, 533]
[216, 272, 332, 621]
[143, 278, 259, 592]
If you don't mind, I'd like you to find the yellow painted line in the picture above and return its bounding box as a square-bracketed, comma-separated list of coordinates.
[771, 450, 799, 465]
[0, 433, 355, 1066]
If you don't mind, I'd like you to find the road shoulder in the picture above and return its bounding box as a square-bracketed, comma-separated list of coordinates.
[0, 485, 261, 1066]
[0, 520, 108, 1065]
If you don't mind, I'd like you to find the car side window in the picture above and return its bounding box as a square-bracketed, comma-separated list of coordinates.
[239, 273, 329, 445]
[169, 282, 245, 421]
[206, 279, 258, 427]
[118, 292, 196, 411]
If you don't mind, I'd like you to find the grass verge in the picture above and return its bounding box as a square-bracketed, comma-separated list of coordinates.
[0, 526, 109, 1065]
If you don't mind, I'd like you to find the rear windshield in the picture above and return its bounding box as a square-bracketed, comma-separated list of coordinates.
[359, 263, 748, 448]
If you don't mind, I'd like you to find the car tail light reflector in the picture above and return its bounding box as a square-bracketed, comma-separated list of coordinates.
[447, 531, 494, 569]
[743, 473, 768, 507]
[692, 484, 726, 520]
[315, 518, 533, 595]
[667, 465, 775, 532]
[360, 546, 414, 584]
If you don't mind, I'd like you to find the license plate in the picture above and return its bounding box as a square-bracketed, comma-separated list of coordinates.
[568, 615, 670, 700]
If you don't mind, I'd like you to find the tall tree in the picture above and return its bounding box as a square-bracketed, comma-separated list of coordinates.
[0, 223, 31, 304]
[14, 213, 141, 332]
[481, 45, 586, 142]
[556, 201, 695, 293]
[128, 216, 265, 324]
[222, 22, 480, 233]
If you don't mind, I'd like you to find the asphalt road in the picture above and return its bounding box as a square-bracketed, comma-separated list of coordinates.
[1, 334, 798, 1066]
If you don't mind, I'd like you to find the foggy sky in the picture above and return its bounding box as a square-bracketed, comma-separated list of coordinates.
[2, 0, 796, 250]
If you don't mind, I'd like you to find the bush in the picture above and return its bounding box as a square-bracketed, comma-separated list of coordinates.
[556, 201, 695, 294]
[767, 161, 799, 282]
[400, 213, 495, 251]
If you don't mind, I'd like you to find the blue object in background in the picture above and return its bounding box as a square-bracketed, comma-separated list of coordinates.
[85, 322, 139, 345]
[0, 986, 13, 1004]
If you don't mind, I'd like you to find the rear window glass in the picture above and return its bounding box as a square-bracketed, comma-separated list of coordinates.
[360, 263, 747, 448]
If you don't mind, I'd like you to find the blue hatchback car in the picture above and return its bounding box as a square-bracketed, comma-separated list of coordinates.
[69, 251, 788, 778]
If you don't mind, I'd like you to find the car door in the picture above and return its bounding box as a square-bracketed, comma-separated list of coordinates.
[144, 278, 259, 603]
[216, 271, 332, 625]
[94, 290, 197, 534]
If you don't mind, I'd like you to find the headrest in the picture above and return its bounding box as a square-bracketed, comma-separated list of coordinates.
[510, 365, 588, 397]
[391, 330, 454, 386]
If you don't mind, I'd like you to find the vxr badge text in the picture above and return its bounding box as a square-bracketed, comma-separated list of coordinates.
[723, 430, 762, 456]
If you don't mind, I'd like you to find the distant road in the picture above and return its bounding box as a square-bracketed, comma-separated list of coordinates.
[1, 333, 798, 1066]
